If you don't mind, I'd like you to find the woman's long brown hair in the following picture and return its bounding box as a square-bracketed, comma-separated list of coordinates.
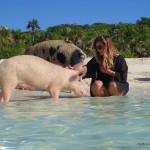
[93, 35, 119, 69]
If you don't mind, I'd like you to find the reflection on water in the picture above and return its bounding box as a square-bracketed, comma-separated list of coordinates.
[0, 96, 150, 150]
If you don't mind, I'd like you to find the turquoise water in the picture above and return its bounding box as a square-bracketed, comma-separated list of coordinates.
[0, 96, 150, 150]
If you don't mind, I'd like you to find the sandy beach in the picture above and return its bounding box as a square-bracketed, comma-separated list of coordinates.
[125, 58, 150, 96]
[0, 57, 150, 101]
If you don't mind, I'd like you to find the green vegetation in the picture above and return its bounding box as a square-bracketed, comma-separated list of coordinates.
[0, 17, 150, 59]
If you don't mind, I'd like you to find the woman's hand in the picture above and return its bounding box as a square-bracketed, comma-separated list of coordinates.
[99, 66, 115, 76]
[99, 66, 109, 73]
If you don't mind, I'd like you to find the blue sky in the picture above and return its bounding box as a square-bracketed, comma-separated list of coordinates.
[0, 0, 149, 31]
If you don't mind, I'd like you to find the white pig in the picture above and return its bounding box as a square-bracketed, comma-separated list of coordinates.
[0, 55, 89, 102]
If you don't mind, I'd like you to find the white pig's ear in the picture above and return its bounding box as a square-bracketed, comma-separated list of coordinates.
[69, 72, 78, 82]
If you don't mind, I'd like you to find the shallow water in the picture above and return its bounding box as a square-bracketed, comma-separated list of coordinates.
[0, 95, 150, 150]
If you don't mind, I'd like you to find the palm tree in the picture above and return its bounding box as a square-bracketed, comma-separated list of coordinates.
[26, 19, 40, 44]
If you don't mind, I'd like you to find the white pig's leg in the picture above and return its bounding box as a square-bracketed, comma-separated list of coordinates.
[48, 87, 60, 99]
[0, 90, 2, 102]
[0, 84, 16, 102]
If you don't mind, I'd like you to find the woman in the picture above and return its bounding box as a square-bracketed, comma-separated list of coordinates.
[76, 35, 129, 97]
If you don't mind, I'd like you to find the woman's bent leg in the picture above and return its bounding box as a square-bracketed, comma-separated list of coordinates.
[91, 80, 109, 96]
[108, 81, 123, 96]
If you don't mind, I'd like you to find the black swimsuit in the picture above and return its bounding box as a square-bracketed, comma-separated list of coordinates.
[83, 55, 129, 96]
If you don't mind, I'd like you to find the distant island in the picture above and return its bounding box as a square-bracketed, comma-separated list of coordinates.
[0, 17, 150, 59]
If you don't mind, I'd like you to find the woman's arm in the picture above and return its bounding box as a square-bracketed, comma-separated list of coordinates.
[99, 66, 116, 77]
[99, 55, 128, 82]
[72, 63, 87, 80]
[68, 57, 98, 80]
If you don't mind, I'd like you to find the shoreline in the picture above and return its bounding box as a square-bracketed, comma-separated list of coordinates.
[0, 58, 150, 99]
